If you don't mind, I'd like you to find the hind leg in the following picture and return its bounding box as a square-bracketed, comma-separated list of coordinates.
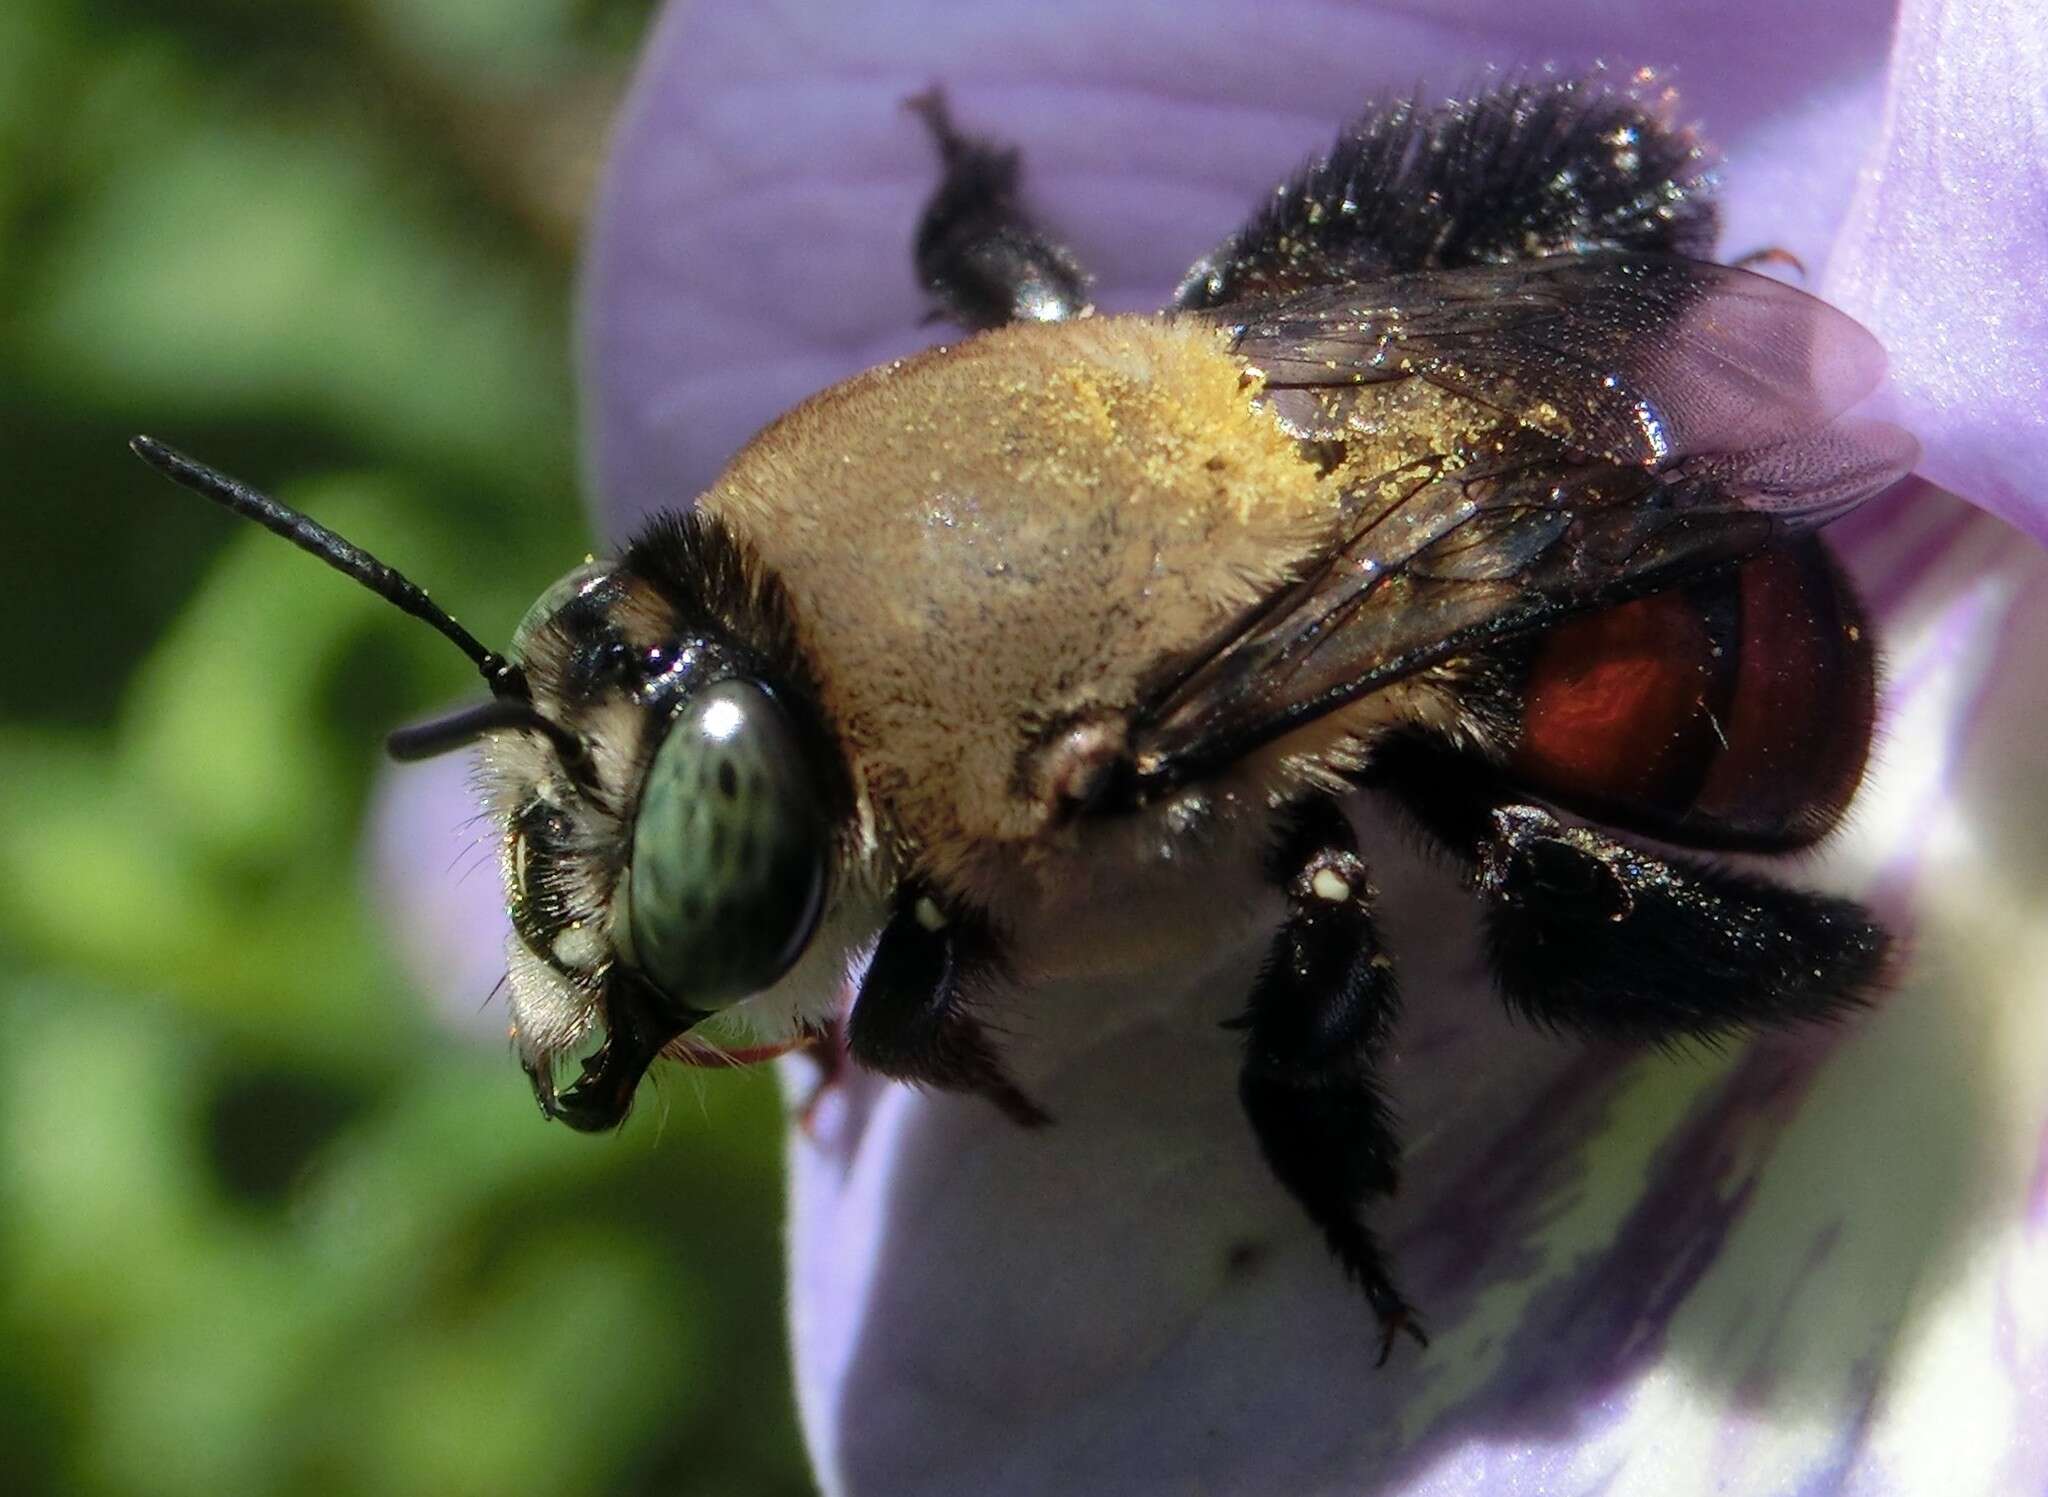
[1369, 739, 1891, 1044]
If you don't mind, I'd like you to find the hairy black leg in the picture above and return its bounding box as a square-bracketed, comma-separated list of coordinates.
[905, 88, 1092, 330]
[1369, 737, 1891, 1043]
[847, 887, 1050, 1127]
[1178, 78, 1717, 309]
[1475, 803, 1890, 1042]
[1232, 797, 1426, 1364]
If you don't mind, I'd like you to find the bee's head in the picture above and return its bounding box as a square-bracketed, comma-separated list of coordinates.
[131, 439, 848, 1132]
[479, 519, 848, 1129]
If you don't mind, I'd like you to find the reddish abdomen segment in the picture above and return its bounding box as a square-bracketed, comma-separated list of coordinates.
[1509, 539, 1874, 851]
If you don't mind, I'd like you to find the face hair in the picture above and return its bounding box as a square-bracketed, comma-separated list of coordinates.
[129, 435, 582, 766]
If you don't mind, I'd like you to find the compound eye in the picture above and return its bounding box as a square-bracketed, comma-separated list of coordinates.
[616, 679, 831, 1012]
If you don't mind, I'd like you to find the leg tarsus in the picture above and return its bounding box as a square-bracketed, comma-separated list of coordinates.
[792, 1015, 846, 1138]
[905, 86, 1092, 330]
[1378, 1308, 1429, 1368]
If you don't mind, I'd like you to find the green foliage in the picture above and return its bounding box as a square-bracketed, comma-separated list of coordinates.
[0, 2, 812, 1492]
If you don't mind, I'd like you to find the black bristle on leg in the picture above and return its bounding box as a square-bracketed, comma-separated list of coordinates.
[1366, 736, 1891, 1046]
[848, 889, 1050, 1128]
[1232, 798, 1427, 1364]
[905, 88, 1092, 330]
[1177, 76, 1716, 308]
[1476, 804, 1891, 1043]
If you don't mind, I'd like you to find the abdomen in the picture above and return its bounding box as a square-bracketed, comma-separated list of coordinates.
[1506, 538, 1874, 851]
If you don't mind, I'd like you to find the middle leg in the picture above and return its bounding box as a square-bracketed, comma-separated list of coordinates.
[905, 88, 1093, 330]
[1233, 795, 1427, 1364]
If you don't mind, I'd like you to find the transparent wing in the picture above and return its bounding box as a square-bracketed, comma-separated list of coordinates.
[1131, 257, 1916, 785]
[1229, 253, 1889, 465]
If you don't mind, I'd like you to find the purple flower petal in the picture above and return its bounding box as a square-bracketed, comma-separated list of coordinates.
[369, 746, 513, 1043]
[375, 1, 2048, 1492]
[1823, 0, 2048, 544]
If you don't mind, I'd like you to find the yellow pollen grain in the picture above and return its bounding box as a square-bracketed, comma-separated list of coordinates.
[1311, 868, 1353, 903]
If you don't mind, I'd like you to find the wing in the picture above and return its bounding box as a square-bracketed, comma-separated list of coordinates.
[1129, 254, 1917, 787]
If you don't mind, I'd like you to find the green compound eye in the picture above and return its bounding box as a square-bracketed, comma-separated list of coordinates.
[616, 679, 831, 1011]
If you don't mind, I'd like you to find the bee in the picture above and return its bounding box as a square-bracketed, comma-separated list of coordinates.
[133, 77, 1915, 1362]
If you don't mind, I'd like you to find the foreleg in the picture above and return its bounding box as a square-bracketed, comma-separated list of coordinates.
[847, 888, 1050, 1128]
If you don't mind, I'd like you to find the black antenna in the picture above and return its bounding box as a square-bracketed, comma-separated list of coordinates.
[129, 435, 527, 702]
[386, 697, 593, 777]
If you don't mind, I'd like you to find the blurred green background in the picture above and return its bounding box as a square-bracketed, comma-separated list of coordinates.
[0, 2, 811, 1492]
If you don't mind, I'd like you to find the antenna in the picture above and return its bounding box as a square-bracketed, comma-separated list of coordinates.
[127, 435, 605, 768]
[385, 697, 593, 776]
[128, 436, 527, 701]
